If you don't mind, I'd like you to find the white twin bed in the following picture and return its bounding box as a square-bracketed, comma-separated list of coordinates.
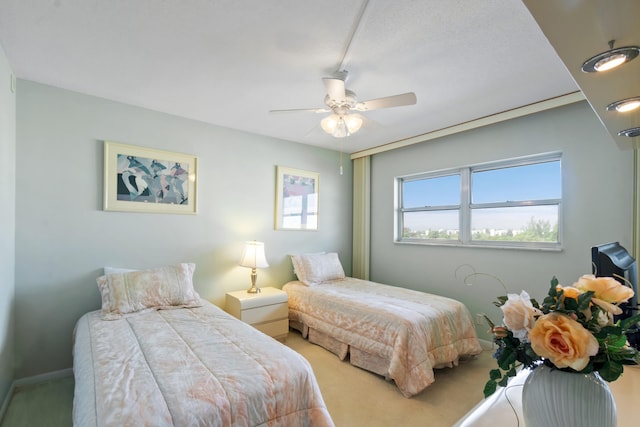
[72, 263, 334, 427]
[285, 252, 483, 398]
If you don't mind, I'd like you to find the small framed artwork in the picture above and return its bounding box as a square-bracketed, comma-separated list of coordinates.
[275, 166, 319, 230]
[103, 141, 198, 214]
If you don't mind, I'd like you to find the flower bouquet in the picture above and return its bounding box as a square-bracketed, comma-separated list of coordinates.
[484, 274, 640, 398]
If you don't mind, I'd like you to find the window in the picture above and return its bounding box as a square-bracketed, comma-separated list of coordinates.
[396, 153, 562, 249]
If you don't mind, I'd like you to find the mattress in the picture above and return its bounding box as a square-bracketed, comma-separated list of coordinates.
[283, 277, 482, 397]
[72, 301, 334, 427]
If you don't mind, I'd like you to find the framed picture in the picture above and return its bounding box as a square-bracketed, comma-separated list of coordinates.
[103, 141, 198, 214]
[275, 166, 319, 230]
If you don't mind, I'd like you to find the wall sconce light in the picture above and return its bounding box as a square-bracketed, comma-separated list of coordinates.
[606, 96, 640, 113]
[239, 241, 269, 293]
[581, 40, 639, 73]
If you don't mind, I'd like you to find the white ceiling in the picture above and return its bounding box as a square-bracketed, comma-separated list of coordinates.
[0, 0, 608, 154]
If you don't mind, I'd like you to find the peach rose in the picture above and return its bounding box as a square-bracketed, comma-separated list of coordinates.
[573, 274, 634, 303]
[501, 291, 541, 341]
[529, 312, 599, 371]
[573, 274, 634, 314]
[556, 285, 582, 301]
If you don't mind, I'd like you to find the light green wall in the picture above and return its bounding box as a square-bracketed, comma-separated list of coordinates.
[14, 80, 353, 378]
[12, 80, 634, 379]
[369, 101, 634, 339]
[0, 44, 16, 403]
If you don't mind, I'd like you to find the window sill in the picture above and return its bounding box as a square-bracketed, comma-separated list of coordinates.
[395, 239, 563, 251]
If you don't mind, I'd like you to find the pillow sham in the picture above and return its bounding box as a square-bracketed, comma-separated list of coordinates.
[289, 252, 326, 280]
[103, 266, 137, 276]
[96, 263, 202, 320]
[290, 251, 325, 278]
[291, 252, 345, 286]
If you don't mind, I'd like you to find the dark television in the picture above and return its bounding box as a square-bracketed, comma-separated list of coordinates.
[591, 242, 639, 349]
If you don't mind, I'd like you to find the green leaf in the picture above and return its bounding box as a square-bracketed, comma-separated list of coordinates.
[497, 347, 516, 370]
[483, 380, 497, 398]
[606, 333, 629, 348]
[563, 297, 578, 311]
[489, 369, 501, 380]
[497, 375, 510, 387]
[495, 296, 508, 307]
[622, 351, 640, 365]
[604, 345, 640, 364]
[598, 360, 623, 382]
[576, 291, 594, 311]
[580, 363, 595, 374]
[620, 313, 640, 330]
[524, 344, 539, 360]
[601, 325, 623, 337]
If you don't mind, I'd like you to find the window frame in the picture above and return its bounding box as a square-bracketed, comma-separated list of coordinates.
[395, 152, 562, 250]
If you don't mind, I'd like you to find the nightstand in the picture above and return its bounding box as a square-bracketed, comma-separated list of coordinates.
[225, 287, 289, 340]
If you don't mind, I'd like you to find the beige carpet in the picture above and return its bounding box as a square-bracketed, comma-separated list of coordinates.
[284, 330, 495, 427]
[0, 376, 74, 427]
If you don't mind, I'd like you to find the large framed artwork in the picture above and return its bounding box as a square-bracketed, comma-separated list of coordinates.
[103, 141, 198, 214]
[275, 166, 319, 230]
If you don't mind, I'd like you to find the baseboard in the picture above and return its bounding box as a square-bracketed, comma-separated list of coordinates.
[0, 368, 73, 422]
[0, 382, 16, 423]
[13, 367, 73, 388]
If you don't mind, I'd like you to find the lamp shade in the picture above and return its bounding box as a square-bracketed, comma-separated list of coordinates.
[321, 113, 364, 138]
[344, 114, 363, 134]
[320, 114, 340, 135]
[239, 241, 269, 269]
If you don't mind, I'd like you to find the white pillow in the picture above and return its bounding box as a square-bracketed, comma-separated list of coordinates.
[96, 263, 202, 320]
[291, 252, 345, 286]
[290, 251, 325, 278]
[103, 266, 137, 275]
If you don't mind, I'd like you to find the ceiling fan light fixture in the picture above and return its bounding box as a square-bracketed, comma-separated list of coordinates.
[606, 97, 640, 113]
[333, 116, 349, 138]
[581, 41, 639, 73]
[321, 114, 363, 138]
[321, 114, 340, 134]
[344, 114, 363, 134]
[272, 71, 417, 139]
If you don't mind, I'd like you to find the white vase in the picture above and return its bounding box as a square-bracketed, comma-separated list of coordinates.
[522, 364, 616, 427]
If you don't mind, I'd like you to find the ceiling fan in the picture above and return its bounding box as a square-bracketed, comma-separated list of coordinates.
[269, 71, 417, 138]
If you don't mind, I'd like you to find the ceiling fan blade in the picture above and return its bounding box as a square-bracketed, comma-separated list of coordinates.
[269, 107, 330, 114]
[323, 77, 346, 103]
[354, 92, 417, 111]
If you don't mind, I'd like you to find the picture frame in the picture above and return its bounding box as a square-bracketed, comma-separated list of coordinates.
[103, 141, 198, 214]
[275, 166, 319, 230]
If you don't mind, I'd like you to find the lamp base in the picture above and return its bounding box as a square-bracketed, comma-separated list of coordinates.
[246, 268, 261, 293]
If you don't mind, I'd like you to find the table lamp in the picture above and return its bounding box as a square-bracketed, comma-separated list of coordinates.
[239, 240, 269, 293]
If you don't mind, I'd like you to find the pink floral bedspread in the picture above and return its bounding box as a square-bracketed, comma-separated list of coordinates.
[283, 278, 482, 397]
[72, 301, 334, 427]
